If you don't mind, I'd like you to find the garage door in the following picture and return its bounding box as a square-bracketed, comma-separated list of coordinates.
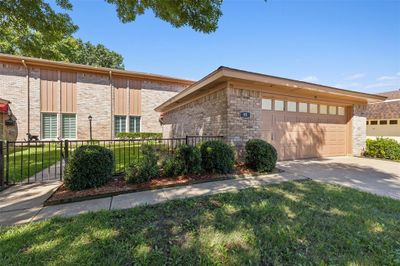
[261, 99, 349, 160]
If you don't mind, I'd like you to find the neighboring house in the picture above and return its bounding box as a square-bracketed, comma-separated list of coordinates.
[0, 54, 192, 140]
[367, 89, 400, 141]
[156, 67, 385, 160]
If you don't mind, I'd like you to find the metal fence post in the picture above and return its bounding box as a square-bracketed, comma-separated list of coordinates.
[64, 139, 69, 163]
[0, 141, 4, 188]
[185, 136, 189, 145]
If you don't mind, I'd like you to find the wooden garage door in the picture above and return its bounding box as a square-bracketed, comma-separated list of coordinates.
[261, 100, 348, 160]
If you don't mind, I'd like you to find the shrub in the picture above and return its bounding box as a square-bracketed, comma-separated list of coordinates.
[64, 145, 114, 191]
[125, 144, 159, 183]
[160, 155, 176, 177]
[174, 144, 202, 175]
[365, 138, 400, 161]
[116, 132, 162, 139]
[200, 140, 235, 174]
[245, 139, 277, 172]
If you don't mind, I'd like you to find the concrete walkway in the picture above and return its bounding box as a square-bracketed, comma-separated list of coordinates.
[278, 156, 400, 200]
[0, 171, 304, 226]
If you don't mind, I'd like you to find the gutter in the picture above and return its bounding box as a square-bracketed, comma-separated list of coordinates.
[21, 59, 30, 134]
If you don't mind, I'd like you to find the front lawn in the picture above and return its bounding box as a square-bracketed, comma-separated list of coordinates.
[1, 180, 399, 265]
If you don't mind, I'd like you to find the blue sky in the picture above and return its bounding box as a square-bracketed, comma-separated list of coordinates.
[58, 0, 399, 93]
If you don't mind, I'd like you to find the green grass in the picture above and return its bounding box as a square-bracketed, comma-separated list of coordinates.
[1, 180, 399, 265]
[4, 142, 167, 182]
[4, 144, 61, 183]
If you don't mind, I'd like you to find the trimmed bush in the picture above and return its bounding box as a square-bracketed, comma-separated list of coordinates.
[200, 140, 235, 174]
[365, 138, 400, 161]
[245, 139, 277, 172]
[174, 144, 202, 175]
[64, 145, 114, 191]
[116, 132, 162, 139]
[125, 144, 159, 183]
[160, 155, 176, 177]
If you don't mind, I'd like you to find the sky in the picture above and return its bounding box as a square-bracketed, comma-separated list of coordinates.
[56, 0, 399, 94]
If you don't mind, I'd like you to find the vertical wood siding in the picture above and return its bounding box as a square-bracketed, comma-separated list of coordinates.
[61, 72, 77, 113]
[129, 79, 142, 116]
[114, 78, 128, 115]
[40, 69, 58, 112]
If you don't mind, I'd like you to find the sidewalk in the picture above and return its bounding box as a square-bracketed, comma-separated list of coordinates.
[0, 171, 306, 226]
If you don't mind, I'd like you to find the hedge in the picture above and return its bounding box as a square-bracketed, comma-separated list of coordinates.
[116, 132, 162, 139]
[200, 140, 235, 174]
[364, 138, 400, 161]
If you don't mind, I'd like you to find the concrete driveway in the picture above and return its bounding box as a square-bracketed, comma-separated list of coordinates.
[277, 156, 400, 200]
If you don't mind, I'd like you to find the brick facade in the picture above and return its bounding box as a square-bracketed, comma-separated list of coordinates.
[0, 61, 188, 140]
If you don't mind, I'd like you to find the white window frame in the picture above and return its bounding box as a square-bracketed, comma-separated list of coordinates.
[41, 113, 58, 140]
[299, 102, 308, 113]
[61, 113, 77, 139]
[129, 116, 141, 133]
[274, 100, 285, 111]
[261, 99, 272, 110]
[287, 101, 297, 112]
[114, 115, 127, 135]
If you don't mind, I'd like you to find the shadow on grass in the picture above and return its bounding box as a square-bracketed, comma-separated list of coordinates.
[1, 180, 399, 265]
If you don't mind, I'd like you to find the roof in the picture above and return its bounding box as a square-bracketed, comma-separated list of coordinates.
[0, 98, 10, 103]
[378, 89, 400, 100]
[367, 89, 400, 119]
[156, 66, 386, 112]
[0, 53, 194, 86]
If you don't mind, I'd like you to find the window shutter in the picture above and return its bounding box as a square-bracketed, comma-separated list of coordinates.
[42, 113, 57, 139]
[62, 114, 76, 139]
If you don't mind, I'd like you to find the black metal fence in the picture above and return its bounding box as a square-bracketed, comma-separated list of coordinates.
[0, 135, 223, 189]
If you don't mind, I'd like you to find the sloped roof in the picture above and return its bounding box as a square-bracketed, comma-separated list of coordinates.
[367, 89, 400, 119]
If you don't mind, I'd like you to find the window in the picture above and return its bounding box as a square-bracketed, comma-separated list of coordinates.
[309, 103, 318, 114]
[262, 99, 272, 110]
[379, 120, 387, 125]
[299, 102, 308, 113]
[390, 120, 398, 125]
[42, 113, 57, 139]
[370, 120, 378, 125]
[338, 107, 345, 116]
[329, 106, 337, 115]
[114, 116, 126, 134]
[320, 105, 327, 114]
[62, 114, 76, 139]
[366, 121, 369, 125]
[274, 100, 284, 111]
[287, 101, 296, 112]
[129, 116, 141, 132]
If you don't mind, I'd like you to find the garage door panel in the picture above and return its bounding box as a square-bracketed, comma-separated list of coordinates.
[261, 104, 348, 160]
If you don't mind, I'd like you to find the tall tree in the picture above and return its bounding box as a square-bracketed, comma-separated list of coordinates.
[0, 0, 224, 68]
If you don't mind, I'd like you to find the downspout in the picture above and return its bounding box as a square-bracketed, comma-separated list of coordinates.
[109, 71, 113, 139]
[22, 60, 30, 135]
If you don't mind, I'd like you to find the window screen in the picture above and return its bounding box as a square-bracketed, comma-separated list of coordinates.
[309, 103, 318, 113]
[114, 116, 126, 134]
[62, 114, 76, 139]
[338, 107, 345, 116]
[42, 113, 57, 139]
[129, 116, 141, 132]
[329, 106, 337, 115]
[320, 105, 327, 114]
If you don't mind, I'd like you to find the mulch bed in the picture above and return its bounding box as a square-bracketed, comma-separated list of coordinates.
[45, 164, 279, 206]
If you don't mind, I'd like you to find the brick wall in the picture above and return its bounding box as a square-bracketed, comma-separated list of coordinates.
[162, 86, 228, 138]
[0, 61, 187, 140]
[226, 85, 262, 152]
[77, 73, 112, 139]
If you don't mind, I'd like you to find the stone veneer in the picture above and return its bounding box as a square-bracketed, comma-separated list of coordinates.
[0, 61, 187, 140]
[352, 104, 368, 155]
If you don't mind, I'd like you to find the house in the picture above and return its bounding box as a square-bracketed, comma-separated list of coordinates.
[156, 67, 385, 160]
[0, 54, 193, 140]
[367, 89, 400, 141]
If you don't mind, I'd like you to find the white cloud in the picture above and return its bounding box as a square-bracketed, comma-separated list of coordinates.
[345, 73, 365, 80]
[377, 75, 400, 81]
[301, 76, 318, 83]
